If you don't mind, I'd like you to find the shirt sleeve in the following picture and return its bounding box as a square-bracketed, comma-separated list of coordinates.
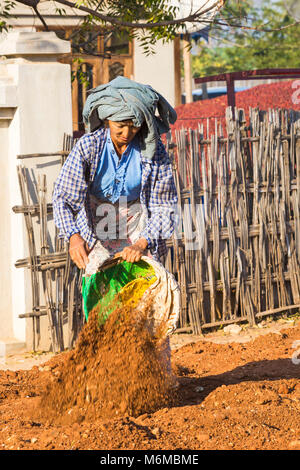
[52, 135, 95, 246]
[139, 139, 178, 256]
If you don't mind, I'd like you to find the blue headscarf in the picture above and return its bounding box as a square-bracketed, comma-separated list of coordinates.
[82, 76, 177, 161]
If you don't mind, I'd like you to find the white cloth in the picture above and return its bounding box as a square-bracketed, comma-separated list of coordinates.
[85, 196, 147, 276]
[138, 256, 180, 337]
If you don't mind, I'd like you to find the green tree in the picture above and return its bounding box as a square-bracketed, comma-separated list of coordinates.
[0, 1, 16, 32]
[0, 0, 222, 53]
[192, 0, 300, 77]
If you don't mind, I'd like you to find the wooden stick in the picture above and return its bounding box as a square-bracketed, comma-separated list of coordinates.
[17, 166, 41, 351]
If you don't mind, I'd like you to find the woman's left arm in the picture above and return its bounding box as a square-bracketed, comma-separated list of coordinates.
[139, 139, 178, 259]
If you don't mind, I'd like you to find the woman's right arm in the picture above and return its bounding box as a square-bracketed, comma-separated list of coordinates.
[52, 136, 93, 269]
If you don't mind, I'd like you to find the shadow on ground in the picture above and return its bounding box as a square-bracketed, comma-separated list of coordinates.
[174, 358, 300, 407]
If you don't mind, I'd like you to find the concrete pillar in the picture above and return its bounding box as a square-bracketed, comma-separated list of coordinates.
[182, 35, 193, 104]
[0, 31, 72, 354]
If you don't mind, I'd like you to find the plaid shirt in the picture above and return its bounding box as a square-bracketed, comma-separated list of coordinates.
[52, 128, 178, 260]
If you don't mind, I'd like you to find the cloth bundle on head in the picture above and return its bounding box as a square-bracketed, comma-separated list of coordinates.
[82, 76, 177, 161]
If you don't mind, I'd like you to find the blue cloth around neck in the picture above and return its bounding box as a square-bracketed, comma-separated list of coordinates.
[90, 129, 142, 203]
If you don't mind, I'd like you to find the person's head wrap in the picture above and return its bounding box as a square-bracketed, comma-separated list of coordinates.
[82, 76, 177, 161]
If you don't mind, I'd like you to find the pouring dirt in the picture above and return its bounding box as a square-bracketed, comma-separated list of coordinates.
[35, 301, 178, 425]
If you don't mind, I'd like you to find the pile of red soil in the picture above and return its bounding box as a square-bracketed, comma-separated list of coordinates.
[172, 80, 300, 134]
[35, 304, 177, 425]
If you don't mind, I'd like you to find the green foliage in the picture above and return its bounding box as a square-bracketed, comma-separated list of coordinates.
[71, 57, 90, 85]
[192, 0, 300, 77]
[0, 0, 183, 53]
[0, 1, 16, 32]
[78, 0, 181, 54]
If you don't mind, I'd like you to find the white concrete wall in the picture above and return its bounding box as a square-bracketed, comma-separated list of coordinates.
[0, 32, 72, 351]
[0, 68, 19, 341]
[0, 120, 14, 338]
[133, 40, 176, 108]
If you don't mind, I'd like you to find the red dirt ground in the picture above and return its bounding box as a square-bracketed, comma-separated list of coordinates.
[0, 320, 300, 451]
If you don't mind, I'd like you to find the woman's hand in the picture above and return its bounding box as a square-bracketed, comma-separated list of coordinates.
[115, 237, 148, 263]
[69, 233, 90, 270]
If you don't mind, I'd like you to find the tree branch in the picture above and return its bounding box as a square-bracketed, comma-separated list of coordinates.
[13, 0, 300, 34]
[38, 0, 223, 29]
[32, 5, 49, 30]
[16, 0, 39, 6]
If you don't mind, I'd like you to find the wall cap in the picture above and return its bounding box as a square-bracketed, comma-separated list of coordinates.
[0, 31, 70, 57]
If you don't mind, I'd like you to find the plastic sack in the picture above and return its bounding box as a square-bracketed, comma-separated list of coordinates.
[82, 256, 180, 336]
[82, 258, 157, 325]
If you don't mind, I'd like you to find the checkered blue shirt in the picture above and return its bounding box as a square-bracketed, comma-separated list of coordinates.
[52, 128, 178, 260]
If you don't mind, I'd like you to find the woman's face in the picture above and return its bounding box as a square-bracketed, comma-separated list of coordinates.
[108, 120, 141, 147]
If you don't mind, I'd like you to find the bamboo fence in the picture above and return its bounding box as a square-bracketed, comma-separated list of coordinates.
[164, 107, 300, 334]
[13, 134, 83, 352]
[13, 107, 300, 349]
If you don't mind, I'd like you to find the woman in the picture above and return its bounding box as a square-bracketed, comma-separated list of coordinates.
[53, 76, 178, 275]
[53, 76, 180, 377]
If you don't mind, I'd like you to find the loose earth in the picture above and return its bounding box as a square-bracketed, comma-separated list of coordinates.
[0, 317, 300, 450]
